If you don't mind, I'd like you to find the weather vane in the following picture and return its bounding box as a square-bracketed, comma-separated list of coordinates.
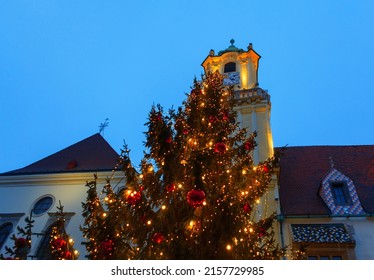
[99, 118, 109, 137]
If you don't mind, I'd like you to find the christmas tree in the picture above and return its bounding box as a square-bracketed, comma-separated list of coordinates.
[81, 175, 134, 259]
[81, 71, 284, 259]
[49, 201, 79, 260]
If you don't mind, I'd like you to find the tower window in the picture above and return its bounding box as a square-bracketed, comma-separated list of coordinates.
[331, 183, 351, 206]
[224, 62, 236, 73]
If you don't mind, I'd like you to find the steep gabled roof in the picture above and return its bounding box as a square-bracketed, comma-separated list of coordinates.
[277, 145, 374, 216]
[1, 133, 119, 175]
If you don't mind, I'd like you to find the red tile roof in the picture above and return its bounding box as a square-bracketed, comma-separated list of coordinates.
[1, 134, 120, 175]
[277, 145, 374, 215]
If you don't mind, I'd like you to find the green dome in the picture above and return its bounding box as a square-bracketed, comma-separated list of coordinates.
[218, 39, 245, 55]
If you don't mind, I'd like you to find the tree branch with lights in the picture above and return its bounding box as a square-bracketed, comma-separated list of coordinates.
[0, 214, 33, 260]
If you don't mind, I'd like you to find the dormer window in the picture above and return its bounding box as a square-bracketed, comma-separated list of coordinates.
[331, 182, 351, 206]
[319, 168, 365, 215]
[224, 62, 236, 73]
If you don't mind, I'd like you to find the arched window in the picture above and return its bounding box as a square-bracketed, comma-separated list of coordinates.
[224, 62, 236, 73]
[0, 222, 13, 249]
[32, 196, 53, 215]
[35, 222, 57, 260]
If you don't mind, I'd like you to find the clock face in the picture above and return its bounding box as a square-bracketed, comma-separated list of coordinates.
[223, 72, 240, 86]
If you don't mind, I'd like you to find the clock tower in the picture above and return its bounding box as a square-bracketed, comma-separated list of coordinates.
[201, 39, 274, 164]
[201, 40, 280, 232]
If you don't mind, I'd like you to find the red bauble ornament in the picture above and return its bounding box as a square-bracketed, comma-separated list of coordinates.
[126, 191, 142, 205]
[166, 183, 176, 192]
[182, 129, 189, 135]
[258, 227, 266, 238]
[243, 202, 251, 213]
[244, 141, 253, 151]
[152, 233, 164, 244]
[100, 240, 114, 254]
[187, 189, 206, 207]
[15, 238, 28, 248]
[51, 237, 67, 249]
[263, 165, 269, 173]
[165, 136, 172, 143]
[214, 142, 226, 154]
[63, 251, 72, 260]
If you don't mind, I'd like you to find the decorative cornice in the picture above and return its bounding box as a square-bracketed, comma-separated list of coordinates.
[0, 171, 124, 187]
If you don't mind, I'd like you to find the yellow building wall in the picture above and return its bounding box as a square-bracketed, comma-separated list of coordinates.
[235, 103, 273, 164]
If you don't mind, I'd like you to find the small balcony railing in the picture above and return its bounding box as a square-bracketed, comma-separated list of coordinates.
[234, 88, 270, 104]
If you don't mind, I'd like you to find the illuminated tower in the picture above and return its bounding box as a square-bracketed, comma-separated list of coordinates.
[201, 40, 280, 238]
[201, 39, 274, 164]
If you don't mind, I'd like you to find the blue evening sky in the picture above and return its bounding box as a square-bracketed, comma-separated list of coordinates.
[1, 0, 373, 173]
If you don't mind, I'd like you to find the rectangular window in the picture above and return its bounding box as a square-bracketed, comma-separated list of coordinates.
[304, 245, 351, 260]
[307, 255, 344, 260]
[224, 62, 236, 73]
[331, 183, 351, 206]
